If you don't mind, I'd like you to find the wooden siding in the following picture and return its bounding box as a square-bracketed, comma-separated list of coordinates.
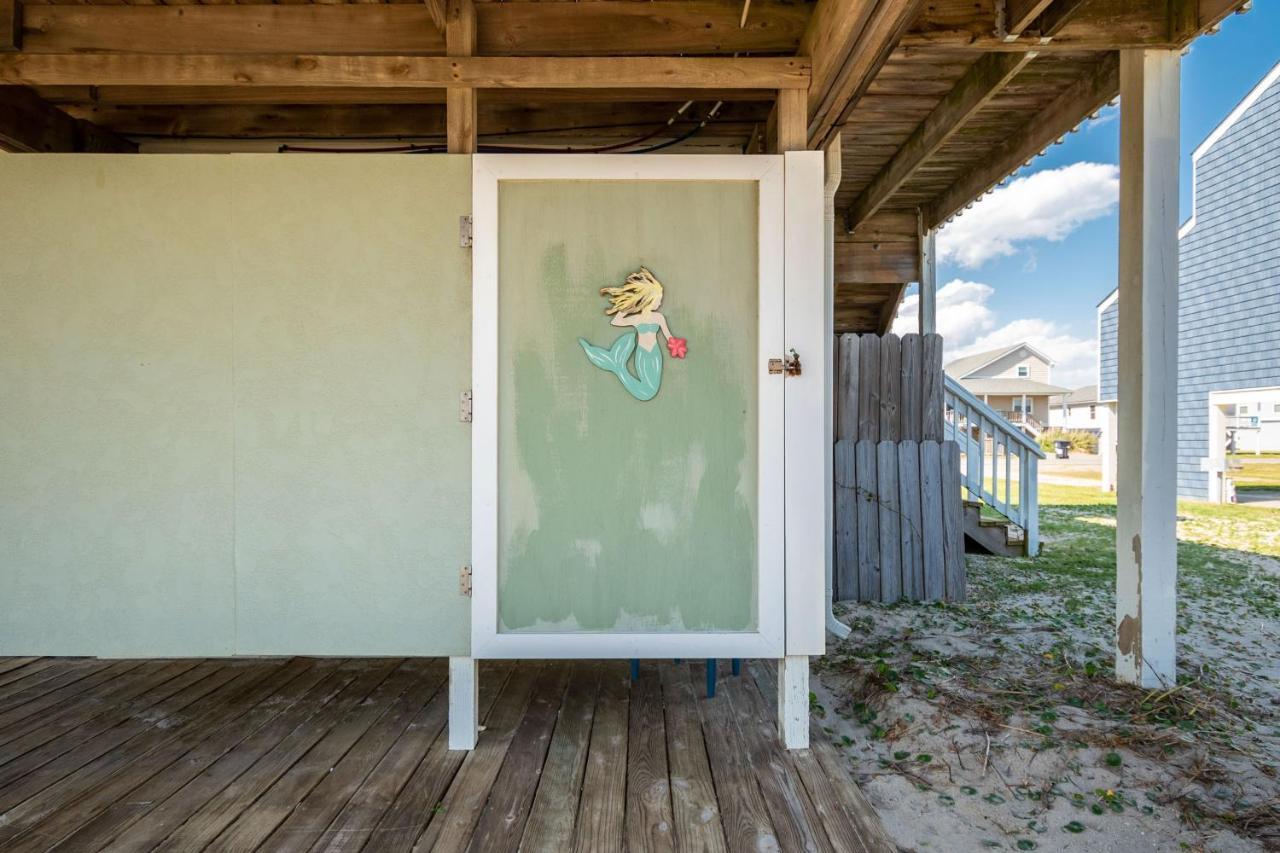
[968, 348, 1052, 383]
[1099, 297, 1119, 402]
[1100, 68, 1280, 498]
[0, 657, 895, 852]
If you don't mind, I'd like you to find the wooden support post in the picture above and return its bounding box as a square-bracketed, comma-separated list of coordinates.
[1115, 49, 1179, 689]
[1, 0, 18, 52]
[776, 655, 809, 749]
[775, 73, 812, 750]
[918, 210, 937, 335]
[773, 87, 807, 153]
[446, 0, 477, 154]
[448, 656, 478, 750]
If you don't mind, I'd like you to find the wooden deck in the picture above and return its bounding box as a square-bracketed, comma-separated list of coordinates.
[0, 656, 893, 852]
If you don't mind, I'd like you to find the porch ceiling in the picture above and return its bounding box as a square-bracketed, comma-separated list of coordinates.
[0, 0, 1250, 331]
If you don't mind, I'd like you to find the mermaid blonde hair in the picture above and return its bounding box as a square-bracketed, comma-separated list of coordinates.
[601, 267, 664, 316]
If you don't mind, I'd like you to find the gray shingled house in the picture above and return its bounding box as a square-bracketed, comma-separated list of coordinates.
[1098, 60, 1280, 500]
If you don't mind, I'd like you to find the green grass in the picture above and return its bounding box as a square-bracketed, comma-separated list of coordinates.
[1227, 455, 1280, 490]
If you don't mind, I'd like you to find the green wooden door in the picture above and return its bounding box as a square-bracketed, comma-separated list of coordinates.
[473, 158, 786, 658]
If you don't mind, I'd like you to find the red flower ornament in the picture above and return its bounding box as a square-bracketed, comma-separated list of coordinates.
[666, 336, 688, 359]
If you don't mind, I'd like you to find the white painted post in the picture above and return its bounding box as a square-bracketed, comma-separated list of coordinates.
[1205, 401, 1226, 503]
[1100, 403, 1118, 492]
[448, 656, 478, 750]
[777, 655, 809, 749]
[1115, 49, 1180, 688]
[918, 211, 937, 336]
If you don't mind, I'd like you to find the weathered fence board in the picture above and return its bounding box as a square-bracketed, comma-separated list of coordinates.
[857, 335, 880, 443]
[855, 440, 880, 601]
[878, 334, 901, 442]
[899, 333, 921, 442]
[919, 439, 946, 602]
[942, 441, 966, 603]
[876, 441, 900, 603]
[921, 334, 944, 442]
[897, 440, 924, 601]
[834, 440, 858, 602]
[836, 335, 858, 441]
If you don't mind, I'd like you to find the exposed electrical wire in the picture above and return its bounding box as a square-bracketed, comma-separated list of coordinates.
[279, 100, 724, 155]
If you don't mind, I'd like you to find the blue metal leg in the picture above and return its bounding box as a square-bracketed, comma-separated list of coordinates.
[630, 659, 640, 681]
[706, 659, 717, 698]
[732, 658, 741, 677]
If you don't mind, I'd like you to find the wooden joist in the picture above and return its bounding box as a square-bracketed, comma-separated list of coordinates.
[925, 51, 1118, 228]
[17, 1, 807, 58]
[846, 51, 1036, 228]
[1003, 0, 1058, 38]
[803, 0, 924, 148]
[1, 0, 17, 53]
[0, 85, 134, 152]
[0, 54, 810, 91]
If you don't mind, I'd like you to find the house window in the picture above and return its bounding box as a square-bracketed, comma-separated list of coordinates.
[1274, 404, 1280, 414]
[1240, 405, 1249, 415]
[1089, 405, 1096, 420]
[1017, 366, 1029, 377]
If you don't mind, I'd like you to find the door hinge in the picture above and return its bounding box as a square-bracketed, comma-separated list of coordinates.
[459, 390, 473, 423]
[459, 565, 472, 597]
[459, 215, 473, 248]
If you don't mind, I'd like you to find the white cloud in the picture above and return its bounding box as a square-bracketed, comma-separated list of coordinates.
[937, 162, 1119, 269]
[893, 279, 1097, 388]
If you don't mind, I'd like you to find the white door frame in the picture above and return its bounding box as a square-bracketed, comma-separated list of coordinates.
[471, 153, 805, 660]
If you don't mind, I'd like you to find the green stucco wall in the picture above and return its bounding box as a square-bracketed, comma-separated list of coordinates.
[496, 180, 759, 633]
[0, 155, 471, 657]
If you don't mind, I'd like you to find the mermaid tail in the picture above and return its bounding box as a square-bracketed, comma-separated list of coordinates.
[579, 331, 663, 402]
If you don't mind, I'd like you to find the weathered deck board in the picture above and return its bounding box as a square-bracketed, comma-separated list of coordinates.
[0, 657, 894, 852]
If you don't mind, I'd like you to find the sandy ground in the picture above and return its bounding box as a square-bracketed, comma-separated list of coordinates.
[813, 504, 1280, 852]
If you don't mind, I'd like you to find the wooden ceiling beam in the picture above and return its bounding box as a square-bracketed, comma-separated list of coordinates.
[846, 51, 1036, 229]
[0, 54, 810, 91]
[803, 0, 925, 149]
[0, 85, 134, 152]
[904, 0, 1249, 51]
[34, 86, 776, 107]
[18, 1, 807, 58]
[925, 51, 1118, 229]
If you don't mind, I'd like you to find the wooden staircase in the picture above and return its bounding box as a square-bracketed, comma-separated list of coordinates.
[945, 375, 1044, 557]
[962, 499, 1030, 557]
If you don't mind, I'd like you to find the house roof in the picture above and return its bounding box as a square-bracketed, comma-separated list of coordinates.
[944, 343, 1055, 379]
[957, 377, 1071, 397]
[1049, 385, 1099, 407]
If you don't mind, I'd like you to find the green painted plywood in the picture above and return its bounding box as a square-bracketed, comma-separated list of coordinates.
[497, 180, 759, 633]
[0, 155, 471, 657]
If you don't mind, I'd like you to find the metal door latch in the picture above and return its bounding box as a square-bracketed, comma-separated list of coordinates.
[768, 349, 802, 376]
[459, 565, 472, 597]
[459, 390, 473, 423]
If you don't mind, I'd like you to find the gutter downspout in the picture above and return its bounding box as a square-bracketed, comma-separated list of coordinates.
[824, 134, 851, 641]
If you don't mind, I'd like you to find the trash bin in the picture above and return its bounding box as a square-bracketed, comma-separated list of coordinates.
[1054, 440, 1070, 459]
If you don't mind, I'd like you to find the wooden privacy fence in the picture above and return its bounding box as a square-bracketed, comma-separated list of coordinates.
[834, 333, 966, 603]
[835, 332, 944, 443]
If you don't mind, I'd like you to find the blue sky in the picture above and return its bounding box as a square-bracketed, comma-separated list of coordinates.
[893, 4, 1280, 387]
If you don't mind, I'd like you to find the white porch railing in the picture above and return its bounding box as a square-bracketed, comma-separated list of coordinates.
[944, 375, 1044, 555]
